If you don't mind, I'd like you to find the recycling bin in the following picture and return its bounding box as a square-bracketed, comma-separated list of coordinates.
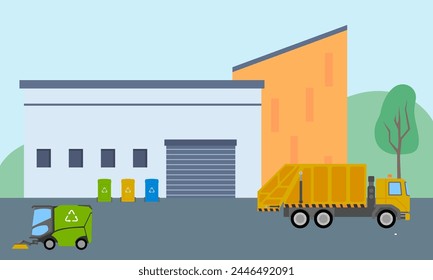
[145, 179, 159, 202]
[121, 178, 135, 202]
[98, 179, 112, 202]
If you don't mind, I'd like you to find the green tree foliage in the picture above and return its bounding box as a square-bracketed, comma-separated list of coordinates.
[375, 85, 419, 178]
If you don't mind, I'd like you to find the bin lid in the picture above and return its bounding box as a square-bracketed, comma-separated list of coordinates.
[145, 179, 158, 182]
[98, 178, 111, 183]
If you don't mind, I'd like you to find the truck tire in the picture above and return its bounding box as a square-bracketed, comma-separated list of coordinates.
[291, 210, 309, 228]
[314, 210, 333, 228]
[76, 238, 88, 250]
[377, 210, 396, 228]
[44, 238, 56, 250]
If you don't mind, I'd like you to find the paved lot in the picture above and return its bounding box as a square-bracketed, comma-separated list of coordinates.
[1, 198, 432, 260]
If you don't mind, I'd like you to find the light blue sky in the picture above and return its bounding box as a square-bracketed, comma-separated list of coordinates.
[0, 0, 432, 162]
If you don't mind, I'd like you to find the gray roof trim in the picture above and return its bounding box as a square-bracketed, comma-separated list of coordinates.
[24, 103, 261, 107]
[232, 26, 347, 72]
[20, 80, 264, 89]
[165, 140, 237, 146]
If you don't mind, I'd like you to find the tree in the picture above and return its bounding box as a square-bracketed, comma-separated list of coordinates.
[375, 85, 419, 178]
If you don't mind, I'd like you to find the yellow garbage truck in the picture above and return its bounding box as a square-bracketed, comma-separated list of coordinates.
[258, 164, 410, 228]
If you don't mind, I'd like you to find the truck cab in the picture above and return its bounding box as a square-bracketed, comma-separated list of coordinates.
[375, 177, 411, 224]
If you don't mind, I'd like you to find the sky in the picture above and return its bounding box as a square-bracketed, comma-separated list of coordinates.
[0, 0, 432, 162]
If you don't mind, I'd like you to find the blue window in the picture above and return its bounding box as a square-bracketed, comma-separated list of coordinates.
[69, 149, 83, 168]
[32, 209, 52, 226]
[405, 182, 410, 196]
[133, 149, 148, 168]
[101, 149, 115, 168]
[389, 182, 402, 195]
[37, 149, 51, 168]
[32, 225, 49, 236]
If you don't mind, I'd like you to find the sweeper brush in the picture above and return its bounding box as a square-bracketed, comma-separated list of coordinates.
[12, 240, 32, 250]
[12, 243, 29, 250]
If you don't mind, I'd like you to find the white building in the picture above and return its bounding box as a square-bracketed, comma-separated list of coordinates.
[22, 80, 263, 198]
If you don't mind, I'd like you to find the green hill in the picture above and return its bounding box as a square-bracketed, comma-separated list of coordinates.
[348, 92, 433, 198]
[0, 145, 24, 197]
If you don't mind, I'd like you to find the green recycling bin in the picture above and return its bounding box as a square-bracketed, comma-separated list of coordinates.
[98, 179, 112, 202]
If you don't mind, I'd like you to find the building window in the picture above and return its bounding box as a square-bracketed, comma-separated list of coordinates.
[69, 149, 83, 168]
[306, 88, 314, 122]
[37, 149, 51, 168]
[325, 52, 333, 87]
[271, 98, 279, 132]
[324, 156, 333, 163]
[133, 149, 148, 168]
[101, 149, 115, 168]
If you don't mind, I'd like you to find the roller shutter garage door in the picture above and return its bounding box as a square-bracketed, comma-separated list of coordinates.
[165, 140, 236, 197]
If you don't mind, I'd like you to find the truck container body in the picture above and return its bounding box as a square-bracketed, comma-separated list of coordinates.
[259, 164, 367, 209]
[258, 164, 410, 228]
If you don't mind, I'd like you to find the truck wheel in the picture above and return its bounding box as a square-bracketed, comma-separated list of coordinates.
[314, 210, 333, 228]
[76, 238, 88, 250]
[44, 238, 56, 250]
[291, 210, 309, 228]
[377, 210, 396, 228]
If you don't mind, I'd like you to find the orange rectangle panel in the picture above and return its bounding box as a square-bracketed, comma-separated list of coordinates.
[350, 166, 367, 203]
[313, 166, 328, 202]
[121, 179, 135, 203]
[331, 166, 347, 203]
[324, 156, 333, 164]
[325, 52, 333, 87]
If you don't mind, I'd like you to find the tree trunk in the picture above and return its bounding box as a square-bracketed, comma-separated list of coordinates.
[397, 151, 401, 178]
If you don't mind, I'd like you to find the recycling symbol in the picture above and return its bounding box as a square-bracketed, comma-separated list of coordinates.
[101, 187, 108, 194]
[149, 187, 155, 194]
[125, 187, 131, 194]
[65, 210, 79, 223]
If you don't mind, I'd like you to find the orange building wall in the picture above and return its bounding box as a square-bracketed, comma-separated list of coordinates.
[233, 30, 347, 185]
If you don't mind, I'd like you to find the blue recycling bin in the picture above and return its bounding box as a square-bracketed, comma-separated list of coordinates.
[145, 179, 159, 202]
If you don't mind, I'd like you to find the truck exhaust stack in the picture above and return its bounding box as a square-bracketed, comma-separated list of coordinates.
[367, 176, 375, 208]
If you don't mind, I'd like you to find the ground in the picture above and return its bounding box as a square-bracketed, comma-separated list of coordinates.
[1, 198, 432, 260]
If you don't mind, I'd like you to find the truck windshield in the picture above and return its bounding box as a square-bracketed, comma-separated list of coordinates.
[388, 182, 402, 195]
[32, 209, 51, 226]
[405, 182, 410, 196]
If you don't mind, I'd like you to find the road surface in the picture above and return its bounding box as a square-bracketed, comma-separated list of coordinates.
[1, 198, 432, 260]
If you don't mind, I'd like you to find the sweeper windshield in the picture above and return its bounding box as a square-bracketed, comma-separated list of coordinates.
[31, 208, 52, 236]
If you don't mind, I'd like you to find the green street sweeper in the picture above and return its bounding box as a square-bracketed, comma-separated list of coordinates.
[12, 205, 93, 250]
